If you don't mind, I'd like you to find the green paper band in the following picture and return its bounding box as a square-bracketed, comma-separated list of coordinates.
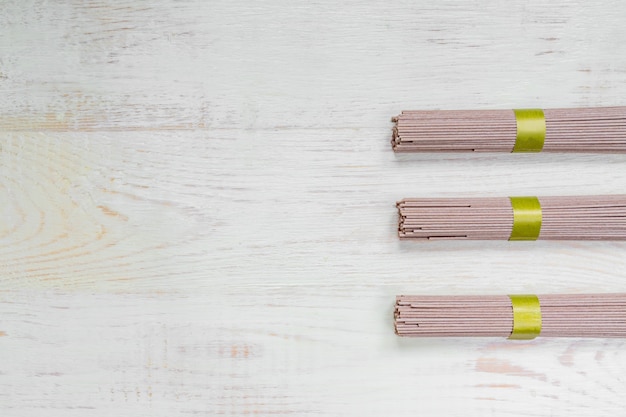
[513, 109, 545, 152]
[508, 294, 542, 340]
[509, 196, 542, 241]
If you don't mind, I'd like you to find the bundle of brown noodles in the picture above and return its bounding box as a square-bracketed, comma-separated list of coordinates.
[397, 195, 626, 240]
[395, 294, 626, 338]
[392, 107, 626, 152]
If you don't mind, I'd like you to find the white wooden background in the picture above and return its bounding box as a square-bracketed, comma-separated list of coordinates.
[2, 1, 626, 415]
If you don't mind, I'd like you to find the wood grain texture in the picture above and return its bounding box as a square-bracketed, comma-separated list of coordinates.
[2, 0, 626, 131]
[2, 1, 626, 415]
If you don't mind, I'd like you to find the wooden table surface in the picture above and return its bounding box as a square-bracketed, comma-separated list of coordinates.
[2, 1, 626, 415]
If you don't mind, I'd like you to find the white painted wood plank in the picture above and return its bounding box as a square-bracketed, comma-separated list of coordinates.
[2, 290, 626, 415]
[2, 1, 626, 130]
[2, 131, 626, 293]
